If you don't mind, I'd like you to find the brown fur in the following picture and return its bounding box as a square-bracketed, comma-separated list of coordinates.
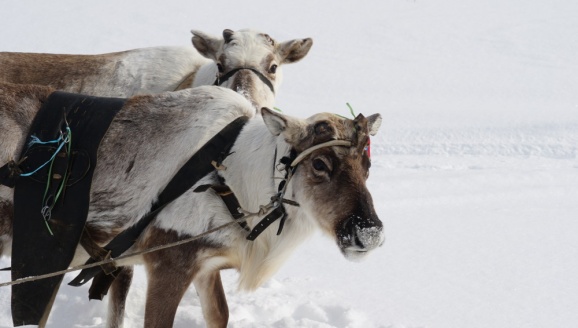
[0, 200, 13, 254]
[0, 52, 122, 92]
[138, 227, 231, 328]
[275, 112, 379, 246]
[174, 71, 197, 91]
[0, 86, 382, 327]
[0, 83, 54, 161]
[107, 267, 133, 328]
[0, 82, 256, 327]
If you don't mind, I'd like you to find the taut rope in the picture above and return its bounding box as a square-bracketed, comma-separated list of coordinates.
[0, 217, 248, 288]
[1, 137, 356, 288]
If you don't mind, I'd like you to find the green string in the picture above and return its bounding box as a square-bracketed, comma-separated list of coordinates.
[40, 127, 72, 236]
[346, 102, 356, 117]
[335, 103, 357, 120]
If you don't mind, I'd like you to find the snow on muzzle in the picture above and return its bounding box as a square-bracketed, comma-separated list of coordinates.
[337, 210, 384, 261]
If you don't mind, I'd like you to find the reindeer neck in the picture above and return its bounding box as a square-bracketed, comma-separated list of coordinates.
[192, 63, 218, 87]
[222, 120, 314, 291]
[192, 62, 277, 109]
[219, 118, 291, 214]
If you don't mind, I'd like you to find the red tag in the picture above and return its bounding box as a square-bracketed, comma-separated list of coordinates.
[364, 138, 371, 158]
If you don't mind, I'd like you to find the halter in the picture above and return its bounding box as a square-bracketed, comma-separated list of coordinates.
[243, 139, 353, 240]
[290, 140, 353, 167]
[213, 67, 276, 94]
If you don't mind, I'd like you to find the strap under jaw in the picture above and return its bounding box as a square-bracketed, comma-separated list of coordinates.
[246, 206, 286, 241]
[245, 151, 296, 240]
[215, 139, 357, 241]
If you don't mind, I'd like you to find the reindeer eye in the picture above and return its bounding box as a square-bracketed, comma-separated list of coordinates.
[269, 64, 278, 74]
[314, 122, 332, 135]
[312, 158, 329, 172]
[217, 63, 224, 73]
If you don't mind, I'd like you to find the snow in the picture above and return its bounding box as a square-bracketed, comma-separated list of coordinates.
[1, 0, 578, 327]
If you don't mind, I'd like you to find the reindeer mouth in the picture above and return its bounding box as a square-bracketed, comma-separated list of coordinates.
[341, 246, 371, 262]
[345, 245, 369, 254]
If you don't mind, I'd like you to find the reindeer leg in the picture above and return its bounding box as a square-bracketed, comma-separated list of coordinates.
[106, 266, 133, 328]
[192, 270, 229, 328]
[144, 266, 192, 328]
[140, 226, 228, 327]
[142, 247, 196, 328]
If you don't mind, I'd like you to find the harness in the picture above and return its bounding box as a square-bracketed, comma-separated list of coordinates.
[213, 67, 275, 94]
[69, 116, 250, 298]
[197, 139, 353, 241]
[3, 91, 125, 326]
[2, 99, 360, 313]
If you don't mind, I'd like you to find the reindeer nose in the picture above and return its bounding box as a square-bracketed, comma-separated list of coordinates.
[345, 214, 384, 250]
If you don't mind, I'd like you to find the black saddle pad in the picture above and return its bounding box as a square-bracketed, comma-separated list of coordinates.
[11, 91, 124, 326]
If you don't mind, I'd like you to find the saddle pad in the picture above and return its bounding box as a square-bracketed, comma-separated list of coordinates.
[11, 91, 124, 326]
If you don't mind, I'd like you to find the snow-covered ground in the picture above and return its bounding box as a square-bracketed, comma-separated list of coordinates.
[1, 0, 577, 327]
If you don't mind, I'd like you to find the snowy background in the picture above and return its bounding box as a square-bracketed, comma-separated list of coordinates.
[1, 0, 578, 327]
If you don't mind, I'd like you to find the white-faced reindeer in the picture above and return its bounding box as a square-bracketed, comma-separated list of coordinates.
[0, 82, 383, 327]
[0, 28, 313, 110]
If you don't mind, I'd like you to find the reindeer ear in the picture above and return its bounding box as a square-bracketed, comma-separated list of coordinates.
[261, 108, 288, 136]
[223, 29, 234, 43]
[366, 114, 382, 136]
[278, 38, 313, 64]
[191, 30, 222, 60]
[262, 108, 306, 144]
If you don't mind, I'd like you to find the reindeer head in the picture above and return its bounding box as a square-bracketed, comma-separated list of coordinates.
[192, 29, 313, 110]
[262, 108, 384, 261]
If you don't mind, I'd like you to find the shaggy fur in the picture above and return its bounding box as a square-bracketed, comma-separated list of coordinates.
[0, 82, 383, 327]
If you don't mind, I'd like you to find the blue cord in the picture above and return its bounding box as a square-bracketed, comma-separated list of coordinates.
[28, 135, 62, 147]
[20, 127, 71, 177]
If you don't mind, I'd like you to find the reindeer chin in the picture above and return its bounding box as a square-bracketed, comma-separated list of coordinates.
[341, 247, 371, 262]
[339, 236, 385, 262]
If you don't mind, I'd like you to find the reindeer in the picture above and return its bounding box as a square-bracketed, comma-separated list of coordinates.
[0, 82, 383, 327]
[1, 28, 312, 327]
[0, 28, 313, 109]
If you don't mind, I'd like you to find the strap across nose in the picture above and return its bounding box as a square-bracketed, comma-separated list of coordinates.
[214, 67, 275, 94]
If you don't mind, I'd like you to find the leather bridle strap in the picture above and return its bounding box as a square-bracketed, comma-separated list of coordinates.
[290, 140, 353, 167]
[214, 67, 275, 94]
[245, 140, 354, 240]
[195, 140, 354, 241]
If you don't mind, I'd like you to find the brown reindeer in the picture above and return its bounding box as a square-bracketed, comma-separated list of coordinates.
[1, 28, 313, 327]
[0, 82, 383, 327]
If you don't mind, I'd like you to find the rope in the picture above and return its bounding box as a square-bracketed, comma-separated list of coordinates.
[1, 137, 354, 288]
[19, 127, 71, 177]
[0, 217, 248, 288]
[1, 152, 292, 288]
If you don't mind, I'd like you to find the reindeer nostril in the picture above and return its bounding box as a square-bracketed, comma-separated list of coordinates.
[345, 215, 367, 249]
[354, 234, 365, 249]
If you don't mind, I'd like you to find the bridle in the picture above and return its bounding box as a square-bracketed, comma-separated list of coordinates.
[213, 67, 276, 94]
[290, 140, 353, 167]
[235, 139, 354, 240]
